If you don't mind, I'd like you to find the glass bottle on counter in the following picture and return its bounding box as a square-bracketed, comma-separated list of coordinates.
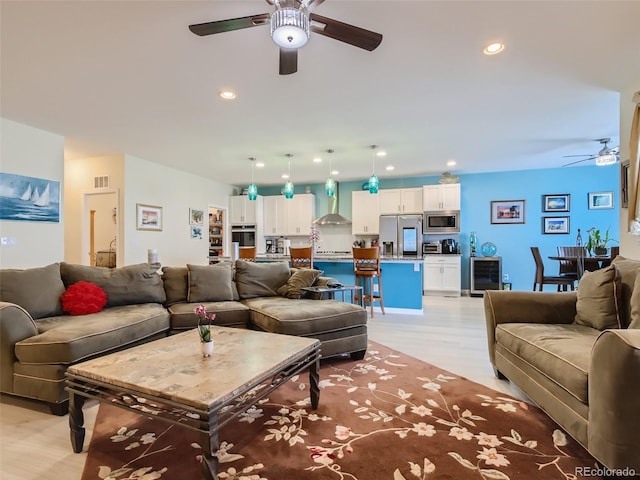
[470, 231, 477, 257]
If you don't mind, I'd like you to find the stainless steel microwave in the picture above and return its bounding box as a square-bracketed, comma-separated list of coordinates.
[423, 211, 460, 234]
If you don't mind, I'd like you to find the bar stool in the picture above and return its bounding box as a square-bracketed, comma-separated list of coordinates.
[352, 247, 385, 317]
[289, 246, 313, 269]
[238, 246, 256, 262]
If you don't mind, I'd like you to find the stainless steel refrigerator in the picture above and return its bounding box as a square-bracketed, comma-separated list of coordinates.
[379, 214, 423, 257]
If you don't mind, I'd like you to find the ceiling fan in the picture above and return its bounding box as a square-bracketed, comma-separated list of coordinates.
[188, 0, 383, 75]
[562, 138, 620, 167]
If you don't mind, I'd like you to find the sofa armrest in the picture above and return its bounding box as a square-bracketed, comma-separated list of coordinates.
[588, 329, 640, 471]
[0, 302, 38, 394]
[484, 290, 577, 366]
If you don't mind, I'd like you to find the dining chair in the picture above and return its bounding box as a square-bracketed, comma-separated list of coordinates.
[556, 246, 586, 280]
[352, 247, 385, 317]
[289, 246, 313, 269]
[238, 246, 257, 262]
[531, 247, 575, 291]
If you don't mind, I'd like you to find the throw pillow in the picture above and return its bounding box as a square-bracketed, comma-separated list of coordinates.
[0, 263, 65, 319]
[611, 256, 640, 327]
[60, 262, 166, 307]
[235, 260, 291, 299]
[574, 265, 622, 330]
[162, 266, 189, 306]
[187, 264, 235, 302]
[61, 281, 108, 316]
[277, 268, 323, 299]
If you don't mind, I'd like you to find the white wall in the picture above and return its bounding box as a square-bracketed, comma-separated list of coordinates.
[619, 81, 640, 259]
[123, 154, 234, 266]
[0, 118, 65, 268]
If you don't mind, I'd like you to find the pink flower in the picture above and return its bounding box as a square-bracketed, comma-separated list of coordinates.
[411, 423, 436, 437]
[477, 447, 510, 467]
[335, 425, 352, 440]
[411, 405, 433, 417]
[309, 446, 336, 465]
[476, 432, 503, 447]
[449, 426, 474, 441]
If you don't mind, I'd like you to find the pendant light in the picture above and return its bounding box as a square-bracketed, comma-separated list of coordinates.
[325, 149, 336, 197]
[368, 145, 379, 194]
[283, 153, 294, 199]
[247, 157, 258, 200]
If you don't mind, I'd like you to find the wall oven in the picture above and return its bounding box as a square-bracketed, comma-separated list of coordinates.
[423, 211, 460, 234]
[231, 225, 256, 247]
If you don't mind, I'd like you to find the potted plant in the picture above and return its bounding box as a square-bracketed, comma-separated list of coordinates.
[586, 227, 618, 256]
[194, 304, 216, 357]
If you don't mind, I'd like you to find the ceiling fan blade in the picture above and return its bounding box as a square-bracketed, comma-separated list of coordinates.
[279, 48, 298, 75]
[189, 13, 270, 36]
[307, 0, 326, 9]
[309, 13, 382, 51]
[563, 156, 596, 167]
[562, 154, 593, 158]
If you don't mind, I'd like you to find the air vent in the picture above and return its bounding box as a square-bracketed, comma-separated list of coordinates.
[94, 175, 110, 189]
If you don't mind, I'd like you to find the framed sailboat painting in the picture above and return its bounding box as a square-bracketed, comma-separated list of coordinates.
[0, 173, 61, 222]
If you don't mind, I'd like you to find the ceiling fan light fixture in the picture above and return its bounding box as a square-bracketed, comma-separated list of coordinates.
[595, 152, 617, 166]
[271, 8, 310, 49]
[483, 42, 505, 55]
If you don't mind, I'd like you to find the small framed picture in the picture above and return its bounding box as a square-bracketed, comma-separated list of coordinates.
[543, 194, 570, 212]
[620, 161, 629, 208]
[136, 204, 162, 231]
[543, 216, 570, 234]
[490, 200, 525, 224]
[190, 225, 203, 239]
[189, 208, 204, 225]
[588, 191, 614, 210]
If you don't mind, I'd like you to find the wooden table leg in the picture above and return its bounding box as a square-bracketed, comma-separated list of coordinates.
[201, 412, 220, 480]
[309, 355, 320, 410]
[69, 392, 86, 453]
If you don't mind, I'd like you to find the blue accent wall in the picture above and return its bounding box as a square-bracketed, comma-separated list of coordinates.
[250, 164, 620, 292]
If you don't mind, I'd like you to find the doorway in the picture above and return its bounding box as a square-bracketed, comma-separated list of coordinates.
[208, 205, 226, 263]
[83, 190, 119, 266]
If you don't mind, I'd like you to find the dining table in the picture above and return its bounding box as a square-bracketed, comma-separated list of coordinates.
[548, 255, 613, 279]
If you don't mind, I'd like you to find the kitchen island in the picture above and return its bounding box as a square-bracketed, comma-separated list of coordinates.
[257, 254, 424, 314]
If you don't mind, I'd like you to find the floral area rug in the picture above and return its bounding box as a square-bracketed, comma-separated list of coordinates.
[82, 342, 599, 480]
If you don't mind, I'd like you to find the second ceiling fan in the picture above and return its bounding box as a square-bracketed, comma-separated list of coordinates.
[562, 138, 620, 167]
[188, 0, 383, 75]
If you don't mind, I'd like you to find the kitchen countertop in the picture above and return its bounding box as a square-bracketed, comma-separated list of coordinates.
[256, 254, 423, 263]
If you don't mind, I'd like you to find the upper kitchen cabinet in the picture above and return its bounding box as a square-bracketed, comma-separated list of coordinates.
[422, 184, 461, 211]
[285, 193, 316, 236]
[263, 195, 287, 236]
[229, 195, 262, 225]
[352, 190, 380, 235]
[379, 187, 423, 214]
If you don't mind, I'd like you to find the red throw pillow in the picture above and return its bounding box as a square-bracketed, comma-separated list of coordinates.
[61, 281, 108, 316]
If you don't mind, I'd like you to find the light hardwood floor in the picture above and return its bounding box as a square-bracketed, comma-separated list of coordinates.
[0, 295, 523, 480]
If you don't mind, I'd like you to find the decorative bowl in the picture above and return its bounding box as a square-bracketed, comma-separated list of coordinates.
[481, 242, 497, 257]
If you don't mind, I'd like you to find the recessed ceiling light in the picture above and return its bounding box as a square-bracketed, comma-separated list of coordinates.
[219, 90, 237, 100]
[446, 160, 457, 167]
[385, 165, 394, 171]
[331, 169, 339, 175]
[483, 42, 505, 55]
[256, 162, 265, 168]
[376, 150, 387, 157]
[282, 173, 289, 179]
[313, 157, 322, 163]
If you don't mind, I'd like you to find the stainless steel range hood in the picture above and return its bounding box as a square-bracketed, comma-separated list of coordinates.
[313, 183, 352, 225]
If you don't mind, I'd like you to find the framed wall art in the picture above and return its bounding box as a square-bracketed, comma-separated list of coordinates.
[543, 216, 570, 234]
[490, 200, 525, 224]
[543, 194, 570, 212]
[0, 172, 61, 222]
[588, 191, 614, 210]
[189, 208, 204, 225]
[190, 225, 203, 239]
[136, 203, 162, 231]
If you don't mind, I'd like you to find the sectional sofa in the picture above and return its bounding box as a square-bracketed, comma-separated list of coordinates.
[484, 255, 640, 472]
[0, 260, 367, 415]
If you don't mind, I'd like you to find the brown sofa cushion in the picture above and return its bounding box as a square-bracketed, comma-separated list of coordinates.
[574, 265, 622, 330]
[161, 266, 188, 306]
[629, 269, 640, 329]
[187, 264, 235, 302]
[0, 263, 65, 319]
[612, 256, 640, 327]
[277, 268, 323, 299]
[235, 260, 291, 299]
[60, 262, 166, 307]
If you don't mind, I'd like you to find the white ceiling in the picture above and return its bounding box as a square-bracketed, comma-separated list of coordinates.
[2, 0, 640, 188]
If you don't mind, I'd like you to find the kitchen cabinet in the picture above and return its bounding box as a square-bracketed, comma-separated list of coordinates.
[352, 190, 380, 235]
[229, 195, 261, 225]
[423, 255, 461, 296]
[263, 195, 287, 236]
[285, 193, 315, 236]
[379, 187, 423, 214]
[470, 256, 502, 295]
[423, 184, 461, 211]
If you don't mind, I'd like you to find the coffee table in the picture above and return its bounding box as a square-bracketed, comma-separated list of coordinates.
[66, 327, 320, 480]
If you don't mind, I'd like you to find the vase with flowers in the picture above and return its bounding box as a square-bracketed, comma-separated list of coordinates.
[194, 304, 216, 357]
[586, 227, 618, 257]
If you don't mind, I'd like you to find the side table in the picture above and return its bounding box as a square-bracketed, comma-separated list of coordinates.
[301, 285, 364, 307]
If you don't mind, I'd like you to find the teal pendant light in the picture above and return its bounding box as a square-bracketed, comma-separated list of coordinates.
[283, 154, 294, 199]
[368, 145, 379, 194]
[325, 149, 336, 196]
[247, 157, 258, 200]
